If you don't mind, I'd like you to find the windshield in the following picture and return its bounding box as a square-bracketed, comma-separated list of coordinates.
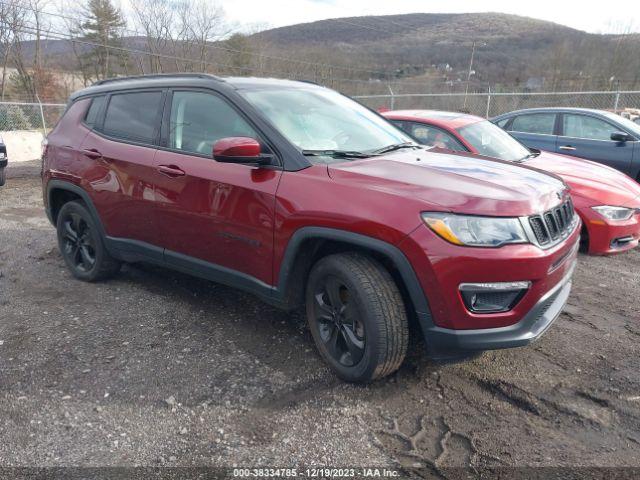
[457, 120, 532, 161]
[241, 87, 412, 160]
[601, 111, 640, 137]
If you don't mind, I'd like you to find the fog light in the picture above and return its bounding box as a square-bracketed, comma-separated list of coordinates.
[459, 281, 531, 313]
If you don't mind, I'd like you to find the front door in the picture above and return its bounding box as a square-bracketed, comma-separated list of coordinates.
[153, 89, 282, 286]
[555, 113, 635, 175]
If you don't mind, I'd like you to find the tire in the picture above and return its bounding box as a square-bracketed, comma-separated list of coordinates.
[56, 201, 121, 282]
[0, 167, 5, 186]
[305, 252, 409, 383]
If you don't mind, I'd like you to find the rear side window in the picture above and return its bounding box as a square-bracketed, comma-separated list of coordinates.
[84, 96, 106, 128]
[102, 91, 162, 144]
[510, 114, 556, 135]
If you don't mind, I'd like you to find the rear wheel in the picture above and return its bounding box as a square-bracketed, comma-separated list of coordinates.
[305, 252, 408, 383]
[56, 201, 121, 281]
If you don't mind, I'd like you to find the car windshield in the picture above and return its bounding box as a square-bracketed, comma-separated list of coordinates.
[457, 120, 532, 161]
[601, 111, 640, 137]
[241, 87, 413, 162]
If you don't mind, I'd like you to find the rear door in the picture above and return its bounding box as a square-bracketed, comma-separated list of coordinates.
[79, 89, 165, 248]
[153, 89, 282, 286]
[506, 112, 558, 152]
[555, 112, 634, 175]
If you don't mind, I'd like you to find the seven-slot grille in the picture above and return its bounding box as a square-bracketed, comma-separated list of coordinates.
[528, 198, 575, 245]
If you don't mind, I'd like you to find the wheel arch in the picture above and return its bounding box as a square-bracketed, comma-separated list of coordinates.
[46, 180, 107, 238]
[276, 227, 431, 320]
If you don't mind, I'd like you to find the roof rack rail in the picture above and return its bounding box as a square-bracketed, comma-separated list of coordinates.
[92, 73, 223, 86]
[297, 79, 322, 86]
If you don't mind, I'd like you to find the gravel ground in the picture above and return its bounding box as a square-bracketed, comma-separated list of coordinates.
[1, 163, 640, 476]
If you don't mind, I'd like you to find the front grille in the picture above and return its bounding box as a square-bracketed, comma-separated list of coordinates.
[529, 198, 575, 246]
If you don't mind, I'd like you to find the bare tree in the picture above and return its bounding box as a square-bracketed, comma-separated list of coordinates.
[129, 0, 175, 73]
[8, 0, 54, 99]
[186, 0, 231, 73]
[129, 0, 231, 74]
[55, 1, 92, 85]
[28, 0, 51, 72]
[0, 0, 27, 99]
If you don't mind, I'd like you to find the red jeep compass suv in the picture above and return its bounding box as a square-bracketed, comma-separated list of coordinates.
[42, 74, 580, 382]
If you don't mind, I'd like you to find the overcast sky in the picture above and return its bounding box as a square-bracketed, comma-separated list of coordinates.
[218, 0, 639, 34]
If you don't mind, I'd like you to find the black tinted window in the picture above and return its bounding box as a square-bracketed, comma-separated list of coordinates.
[510, 113, 556, 135]
[84, 96, 105, 128]
[102, 91, 162, 143]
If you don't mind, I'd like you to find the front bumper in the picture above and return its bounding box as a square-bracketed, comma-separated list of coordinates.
[400, 218, 581, 330]
[421, 259, 575, 356]
[582, 210, 640, 255]
[398, 215, 580, 356]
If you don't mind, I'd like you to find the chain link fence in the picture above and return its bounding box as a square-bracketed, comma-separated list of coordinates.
[354, 91, 640, 118]
[1, 90, 640, 139]
[0, 101, 66, 134]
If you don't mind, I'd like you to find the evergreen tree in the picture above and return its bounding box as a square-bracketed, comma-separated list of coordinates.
[81, 0, 128, 79]
[224, 33, 252, 73]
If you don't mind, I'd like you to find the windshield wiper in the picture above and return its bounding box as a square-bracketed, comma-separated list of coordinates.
[515, 151, 540, 163]
[372, 142, 421, 155]
[302, 149, 373, 159]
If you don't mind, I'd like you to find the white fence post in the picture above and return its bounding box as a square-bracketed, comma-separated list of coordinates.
[388, 84, 395, 110]
[36, 94, 47, 136]
[485, 86, 492, 118]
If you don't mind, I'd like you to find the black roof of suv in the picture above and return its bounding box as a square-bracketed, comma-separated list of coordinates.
[70, 74, 320, 102]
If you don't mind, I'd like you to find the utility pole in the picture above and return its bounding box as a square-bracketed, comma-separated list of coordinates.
[463, 41, 476, 111]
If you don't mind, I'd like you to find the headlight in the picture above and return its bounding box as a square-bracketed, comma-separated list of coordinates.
[422, 212, 528, 247]
[591, 205, 635, 221]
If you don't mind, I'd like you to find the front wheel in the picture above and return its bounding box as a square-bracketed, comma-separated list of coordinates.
[305, 252, 409, 383]
[0, 167, 5, 186]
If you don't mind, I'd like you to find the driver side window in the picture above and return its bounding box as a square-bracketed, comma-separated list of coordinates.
[169, 91, 257, 156]
[393, 121, 466, 151]
[562, 114, 618, 141]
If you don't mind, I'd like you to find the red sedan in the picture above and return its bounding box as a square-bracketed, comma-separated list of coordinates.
[384, 110, 640, 255]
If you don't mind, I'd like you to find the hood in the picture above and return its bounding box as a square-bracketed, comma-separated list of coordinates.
[526, 151, 640, 208]
[327, 149, 567, 217]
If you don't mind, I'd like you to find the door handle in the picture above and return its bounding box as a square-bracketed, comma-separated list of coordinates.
[82, 148, 102, 159]
[157, 165, 186, 177]
[559, 145, 576, 151]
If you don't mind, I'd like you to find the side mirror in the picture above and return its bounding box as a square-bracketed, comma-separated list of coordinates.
[611, 131, 631, 142]
[213, 137, 273, 165]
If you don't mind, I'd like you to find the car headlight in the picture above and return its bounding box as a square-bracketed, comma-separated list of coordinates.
[422, 212, 528, 247]
[591, 205, 635, 221]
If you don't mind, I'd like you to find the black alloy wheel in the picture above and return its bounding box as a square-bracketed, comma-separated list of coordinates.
[56, 201, 121, 281]
[306, 252, 408, 383]
[312, 275, 366, 367]
[61, 211, 97, 273]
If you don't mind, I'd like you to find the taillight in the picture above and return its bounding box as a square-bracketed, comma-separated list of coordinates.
[41, 137, 49, 158]
[41, 137, 49, 178]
